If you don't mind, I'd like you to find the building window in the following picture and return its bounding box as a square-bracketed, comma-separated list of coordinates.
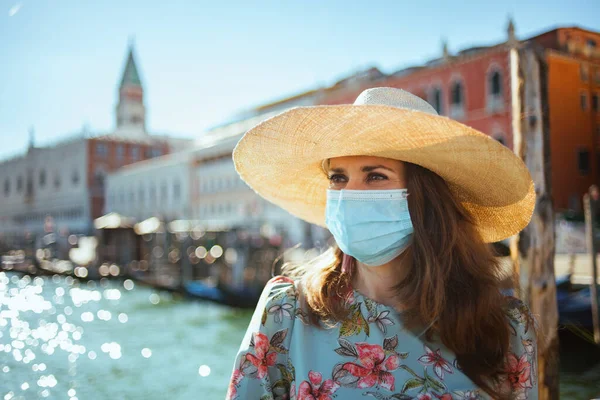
[96, 143, 109, 158]
[161, 182, 168, 203]
[451, 81, 463, 105]
[54, 173, 61, 189]
[131, 146, 140, 161]
[26, 175, 33, 198]
[487, 70, 503, 113]
[139, 185, 145, 205]
[578, 149, 590, 175]
[4, 179, 10, 196]
[450, 80, 465, 119]
[490, 71, 502, 96]
[593, 94, 599, 112]
[149, 148, 162, 158]
[173, 181, 181, 200]
[16, 176, 23, 193]
[429, 87, 443, 115]
[581, 93, 588, 111]
[94, 167, 106, 189]
[116, 145, 125, 161]
[39, 170, 46, 188]
[129, 190, 135, 203]
[149, 184, 156, 205]
[581, 64, 589, 82]
[587, 39, 597, 49]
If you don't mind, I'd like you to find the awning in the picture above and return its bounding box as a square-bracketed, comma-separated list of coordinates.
[93, 212, 136, 230]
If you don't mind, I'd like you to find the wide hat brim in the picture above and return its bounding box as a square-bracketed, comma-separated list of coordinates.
[233, 104, 535, 243]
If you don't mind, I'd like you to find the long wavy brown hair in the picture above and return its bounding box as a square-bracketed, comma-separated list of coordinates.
[285, 162, 513, 398]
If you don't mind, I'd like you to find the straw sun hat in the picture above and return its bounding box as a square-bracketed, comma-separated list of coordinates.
[233, 87, 535, 243]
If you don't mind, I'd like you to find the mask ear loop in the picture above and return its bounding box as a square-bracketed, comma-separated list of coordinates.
[341, 252, 354, 276]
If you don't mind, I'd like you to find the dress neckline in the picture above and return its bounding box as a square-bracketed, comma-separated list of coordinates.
[349, 287, 405, 315]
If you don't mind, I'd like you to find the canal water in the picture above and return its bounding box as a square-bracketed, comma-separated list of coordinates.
[0, 271, 252, 400]
[2, 271, 600, 400]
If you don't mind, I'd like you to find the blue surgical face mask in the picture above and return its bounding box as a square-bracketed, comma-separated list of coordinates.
[325, 189, 414, 267]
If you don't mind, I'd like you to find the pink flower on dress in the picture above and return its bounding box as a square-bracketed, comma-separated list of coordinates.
[226, 369, 243, 399]
[417, 345, 453, 379]
[416, 394, 434, 400]
[245, 332, 277, 379]
[341, 343, 400, 391]
[290, 383, 297, 400]
[297, 371, 340, 400]
[504, 352, 532, 391]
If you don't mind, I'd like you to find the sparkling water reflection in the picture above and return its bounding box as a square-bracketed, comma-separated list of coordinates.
[0, 272, 252, 399]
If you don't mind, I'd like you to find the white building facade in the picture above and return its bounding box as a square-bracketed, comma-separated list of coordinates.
[105, 151, 193, 221]
[0, 136, 91, 239]
[0, 44, 192, 245]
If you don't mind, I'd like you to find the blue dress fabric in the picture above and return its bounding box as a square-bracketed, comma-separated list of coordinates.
[227, 276, 538, 400]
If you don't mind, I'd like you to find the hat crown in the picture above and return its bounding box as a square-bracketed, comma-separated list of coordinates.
[353, 87, 438, 116]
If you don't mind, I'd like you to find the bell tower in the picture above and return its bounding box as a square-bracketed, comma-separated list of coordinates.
[115, 41, 146, 134]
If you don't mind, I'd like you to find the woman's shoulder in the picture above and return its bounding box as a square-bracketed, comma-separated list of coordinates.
[502, 295, 536, 337]
[260, 276, 299, 305]
[255, 276, 302, 325]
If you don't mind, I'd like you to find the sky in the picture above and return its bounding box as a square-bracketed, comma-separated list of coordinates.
[0, 0, 599, 160]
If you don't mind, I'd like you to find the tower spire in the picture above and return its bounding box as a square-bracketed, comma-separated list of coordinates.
[442, 38, 450, 61]
[120, 44, 142, 88]
[115, 40, 146, 134]
[507, 15, 516, 44]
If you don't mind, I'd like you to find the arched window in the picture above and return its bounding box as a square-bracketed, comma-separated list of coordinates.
[54, 172, 61, 189]
[449, 80, 465, 119]
[94, 168, 106, 188]
[39, 170, 46, 188]
[72, 170, 80, 186]
[173, 180, 181, 200]
[487, 69, 504, 113]
[138, 184, 145, 205]
[490, 71, 502, 96]
[451, 81, 463, 106]
[149, 184, 156, 205]
[429, 87, 443, 115]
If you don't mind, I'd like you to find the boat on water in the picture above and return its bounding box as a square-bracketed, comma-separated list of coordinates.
[183, 279, 260, 308]
[556, 273, 600, 329]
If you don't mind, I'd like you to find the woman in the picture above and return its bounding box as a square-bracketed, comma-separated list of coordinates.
[227, 87, 537, 399]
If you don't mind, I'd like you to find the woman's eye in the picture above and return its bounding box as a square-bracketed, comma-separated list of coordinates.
[328, 174, 347, 184]
[367, 173, 388, 181]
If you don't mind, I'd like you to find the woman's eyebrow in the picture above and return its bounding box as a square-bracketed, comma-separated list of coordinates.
[328, 167, 345, 174]
[361, 165, 395, 173]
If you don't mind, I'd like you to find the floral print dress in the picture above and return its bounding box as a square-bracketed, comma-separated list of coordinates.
[227, 276, 538, 400]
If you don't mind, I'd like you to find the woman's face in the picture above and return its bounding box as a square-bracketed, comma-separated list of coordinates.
[327, 156, 407, 191]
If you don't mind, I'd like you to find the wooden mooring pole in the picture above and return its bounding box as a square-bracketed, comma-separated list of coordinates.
[510, 43, 560, 399]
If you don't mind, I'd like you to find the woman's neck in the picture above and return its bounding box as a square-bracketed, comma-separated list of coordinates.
[351, 250, 410, 311]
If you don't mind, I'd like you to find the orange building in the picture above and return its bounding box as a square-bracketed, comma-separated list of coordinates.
[529, 27, 600, 211]
[311, 23, 600, 212]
